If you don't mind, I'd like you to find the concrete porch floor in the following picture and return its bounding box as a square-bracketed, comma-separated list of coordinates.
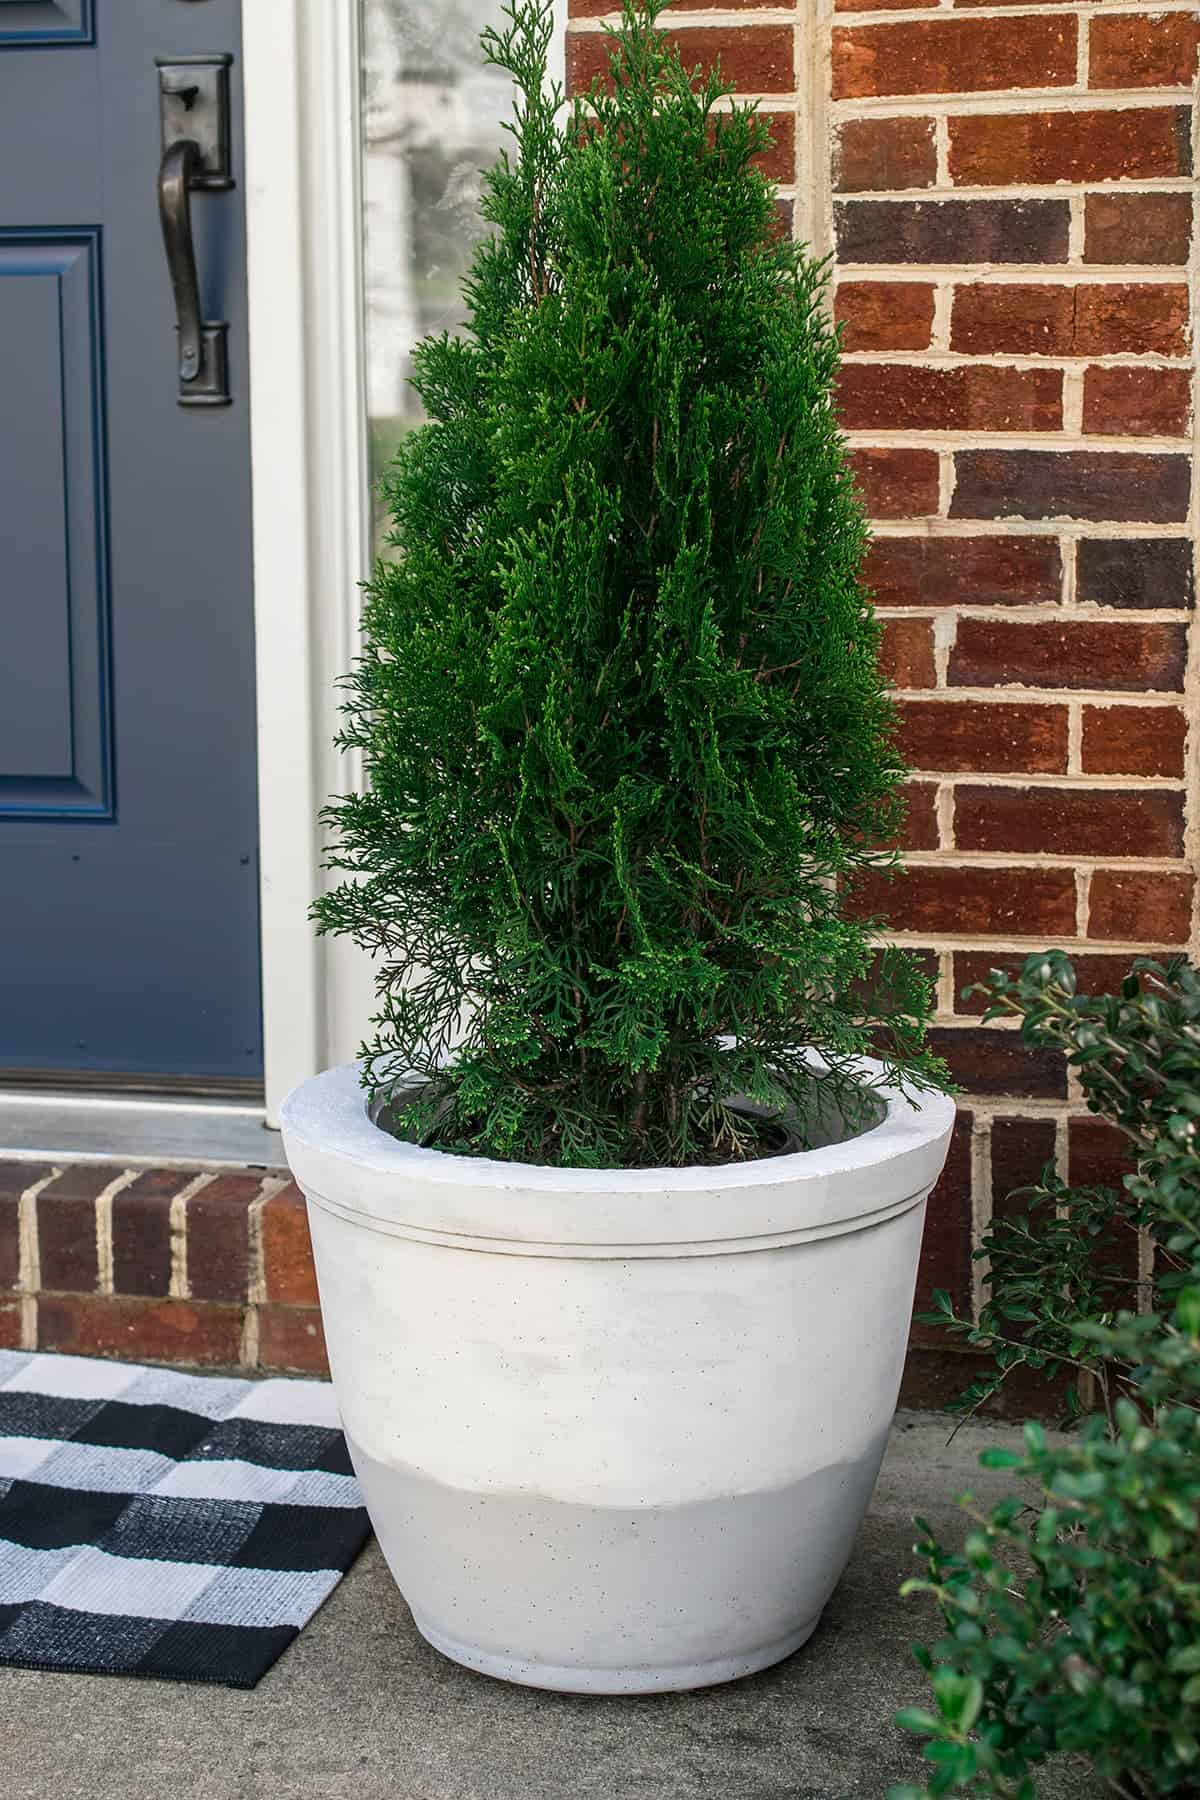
[2, 1413, 1090, 1800]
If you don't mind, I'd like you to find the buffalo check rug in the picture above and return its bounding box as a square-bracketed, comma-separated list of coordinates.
[0, 1349, 371, 1687]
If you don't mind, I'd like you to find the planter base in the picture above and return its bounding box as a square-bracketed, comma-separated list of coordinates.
[411, 1612, 822, 1695]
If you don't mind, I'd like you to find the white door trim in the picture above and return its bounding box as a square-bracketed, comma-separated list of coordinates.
[243, 0, 370, 1125]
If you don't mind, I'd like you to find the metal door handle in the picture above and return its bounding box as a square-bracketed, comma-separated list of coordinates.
[156, 54, 234, 406]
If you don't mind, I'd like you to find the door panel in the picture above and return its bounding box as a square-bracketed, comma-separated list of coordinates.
[0, 0, 261, 1084]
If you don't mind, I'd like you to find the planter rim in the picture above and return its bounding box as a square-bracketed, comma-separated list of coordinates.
[281, 1062, 957, 1255]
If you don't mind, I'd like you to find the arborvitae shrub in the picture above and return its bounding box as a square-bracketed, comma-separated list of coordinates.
[315, 0, 944, 1169]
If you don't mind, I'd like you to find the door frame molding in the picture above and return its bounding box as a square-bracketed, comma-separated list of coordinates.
[243, 0, 369, 1124]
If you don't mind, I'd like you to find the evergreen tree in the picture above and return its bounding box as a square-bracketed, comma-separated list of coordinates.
[316, 0, 945, 1168]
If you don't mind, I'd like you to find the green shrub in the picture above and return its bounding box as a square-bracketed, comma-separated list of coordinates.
[316, 0, 942, 1168]
[890, 954, 1200, 1800]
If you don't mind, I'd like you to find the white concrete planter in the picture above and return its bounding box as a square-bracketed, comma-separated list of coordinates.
[281, 1062, 955, 1694]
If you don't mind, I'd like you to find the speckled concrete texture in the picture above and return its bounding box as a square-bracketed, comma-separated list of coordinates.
[1, 1413, 1091, 1800]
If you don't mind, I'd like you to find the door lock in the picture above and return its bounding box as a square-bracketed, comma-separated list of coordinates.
[156, 54, 234, 405]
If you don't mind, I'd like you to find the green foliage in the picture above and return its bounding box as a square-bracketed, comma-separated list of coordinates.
[316, 0, 942, 1168]
[889, 954, 1200, 1799]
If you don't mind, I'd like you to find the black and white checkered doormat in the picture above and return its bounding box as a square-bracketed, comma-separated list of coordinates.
[0, 1349, 371, 1688]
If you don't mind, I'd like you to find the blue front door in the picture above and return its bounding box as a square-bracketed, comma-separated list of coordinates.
[0, 0, 261, 1087]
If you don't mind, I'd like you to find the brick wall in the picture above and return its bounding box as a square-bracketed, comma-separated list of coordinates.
[569, 0, 1198, 1403]
[0, 1162, 328, 1377]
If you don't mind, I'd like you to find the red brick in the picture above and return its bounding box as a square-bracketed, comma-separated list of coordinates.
[1088, 868, 1195, 943]
[866, 535, 1062, 608]
[835, 197, 1070, 265]
[834, 117, 937, 192]
[567, 26, 795, 96]
[928, 1027, 1066, 1099]
[1076, 538, 1194, 610]
[1084, 192, 1193, 266]
[257, 1307, 329, 1377]
[1081, 704, 1187, 778]
[948, 107, 1192, 186]
[836, 282, 936, 352]
[914, 1110, 974, 1319]
[955, 950, 1139, 1015]
[186, 1175, 257, 1302]
[833, 17, 1077, 100]
[837, 0, 938, 9]
[111, 1170, 181, 1300]
[1075, 283, 1190, 357]
[0, 1302, 20, 1350]
[991, 1116, 1058, 1216]
[37, 1167, 108, 1294]
[954, 785, 1185, 859]
[849, 446, 940, 518]
[848, 864, 1078, 936]
[951, 282, 1075, 356]
[1068, 1117, 1131, 1191]
[840, 363, 1062, 433]
[1089, 14, 1200, 91]
[950, 450, 1191, 524]
[38, 1295, 243, 1367]
[261, 1182, 319, 1307]
[897, 699, 1068, 774]
[898, 782, 940, 852]
[950, 282, 1189, 358]
[949, 617, 1188, 691]
[753, 111, 796, 185]
[1083, 366, 1192, 438]
[880, 616, 937, 689]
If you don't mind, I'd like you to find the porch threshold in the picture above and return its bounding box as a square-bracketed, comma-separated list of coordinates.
[0, 1089, 286, 1171]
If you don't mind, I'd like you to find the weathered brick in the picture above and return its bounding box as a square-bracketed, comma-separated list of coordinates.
[1081, 704, 1187, 778]
[833, 16, 1077, 100]
[835, 281, 936, 352]
[991, 1117, 1058, 1218]
[111, 1170, 182, 1299]
[950, 450, 1191, 524]
[837, 0, 938, 9]
[1076, 538, 1194, 610]
[1068, 1117, 1131, 1191]
[1084, 192, 1193, 266]
[261, 1182, 319, 1308]
[897, 699, 1068, 774]
[848, 864, 1078, 936]
[840, 363, 1062, 433]
[950, 617, 1188, 692]
[257, 1307, 329, 1378]
[835, 197, 1070, 265]
[880, 616, 937, 689]
[38, 1295, 243, 1368]
[1082, 366, 1192, 438]
[752, 112, 796, 185]
[37, 1167, 109, 1294]
[834, 117, 937, 192]
[950, 282, 1189, 358]
[954, 785, 1185, 859]
[0, 1198, 16, 1292]
[1088, 869, 1195, 943]
[956, 951, 1138, 1016]
[948, 107, 1192, 187]
[186, 1175, 257, 1303]
[849, 446, 940, 518]
[929, 1027, 1066, 1099]
[914, 1110, 974, 1319]
[570, 0, 782, 12]
[950, 282, 1074, 356]
[1075, 282, 1190, 357]
[898, 782, 940, 852]
[865, 535, 1062, 608]
[567, 25, 795, 95]
[1089, 13, 1200, 91]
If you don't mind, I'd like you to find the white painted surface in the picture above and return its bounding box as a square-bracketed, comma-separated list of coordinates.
[282, 1063, 954, 1691]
